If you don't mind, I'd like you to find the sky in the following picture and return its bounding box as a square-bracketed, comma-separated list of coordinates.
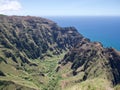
[0, 0, 120, 16]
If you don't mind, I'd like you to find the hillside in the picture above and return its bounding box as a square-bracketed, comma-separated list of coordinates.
[0, 15, 83, 59]
[0, 15, 120, 90]
[58, 39, 120, 90]
[0, 15, 83, 90]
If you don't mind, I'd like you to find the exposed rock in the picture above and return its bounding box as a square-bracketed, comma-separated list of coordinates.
[0, 15, 120, 89]
[0, 70, 5, 76]
[0, 15, 83, 60]
[59, 39, 120, 86]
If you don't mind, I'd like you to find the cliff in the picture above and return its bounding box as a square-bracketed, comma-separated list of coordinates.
[58, 38, 120, 89]
[0, 15, 120, 90]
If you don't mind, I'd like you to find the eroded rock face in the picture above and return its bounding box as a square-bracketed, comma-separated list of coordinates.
[0, 15, 83, 60]
[0, 15, 84, 90]
[59, 38, 120, 86]
[1, 15, 120, 89]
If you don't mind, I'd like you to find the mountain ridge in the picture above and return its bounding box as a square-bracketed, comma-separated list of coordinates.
[0, 15, 120, 90]
[58, 38, 120, 89]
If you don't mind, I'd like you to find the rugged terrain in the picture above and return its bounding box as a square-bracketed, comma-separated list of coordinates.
[0, 15, 120, 90]
[58, 39, 120, 90]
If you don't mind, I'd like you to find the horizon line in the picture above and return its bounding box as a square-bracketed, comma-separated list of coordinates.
[1, 14, 120, 17]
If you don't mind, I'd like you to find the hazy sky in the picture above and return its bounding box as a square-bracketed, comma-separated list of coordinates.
[0, 0, 120, 16]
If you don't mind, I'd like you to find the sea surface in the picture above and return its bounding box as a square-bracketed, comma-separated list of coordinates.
[46, 16, 120, 51]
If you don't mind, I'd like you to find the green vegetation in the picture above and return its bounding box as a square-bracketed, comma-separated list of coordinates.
[0, 14, 6, 16]
[64, 78, 113, 90]
[0, 15, 120, 90]
[0, 48, 66, 90]
[114, 85, 120, 90]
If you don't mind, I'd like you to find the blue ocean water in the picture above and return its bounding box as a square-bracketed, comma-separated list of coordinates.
[46, 16, 120, 51]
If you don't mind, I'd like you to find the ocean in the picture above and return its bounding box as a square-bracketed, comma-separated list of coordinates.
[46, 16, 120, 51]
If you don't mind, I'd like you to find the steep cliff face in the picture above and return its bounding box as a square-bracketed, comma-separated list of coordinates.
[0, 15, 83, 60]
[58, 38, 120, 88]
[0, 15, 120, 90]
[0, 15, 83, 90]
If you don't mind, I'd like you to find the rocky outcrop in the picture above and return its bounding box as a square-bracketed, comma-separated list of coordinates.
[0, 15, 83, 60]
[1, 15, 120, 89]
[58, 38, 120, 86]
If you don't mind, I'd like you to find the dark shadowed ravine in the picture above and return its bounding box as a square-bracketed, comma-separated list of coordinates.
[0, 15, 120, 90]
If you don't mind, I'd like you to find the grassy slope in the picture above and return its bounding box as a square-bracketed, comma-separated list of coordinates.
[64, 78, 113, 90]
[1, 49, 120, 90]
[0, 16, 120, 90]
[0, 48, 66, 90]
